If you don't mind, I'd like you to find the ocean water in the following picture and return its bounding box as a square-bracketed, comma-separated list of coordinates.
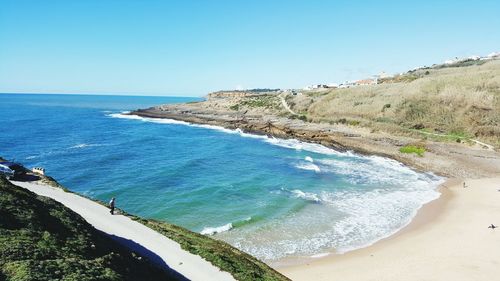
[0, 93, 444, 262]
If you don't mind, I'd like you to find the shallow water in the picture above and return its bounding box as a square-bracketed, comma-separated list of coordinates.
[0, 93, 444, 262]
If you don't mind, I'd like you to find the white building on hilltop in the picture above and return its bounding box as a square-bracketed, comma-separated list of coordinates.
[487, 52, 500, 59]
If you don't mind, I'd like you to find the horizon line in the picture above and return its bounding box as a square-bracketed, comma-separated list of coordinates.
[0, 91, 205, 98]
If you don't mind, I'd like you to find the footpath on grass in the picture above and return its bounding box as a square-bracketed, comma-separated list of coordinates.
[12, 180, 236, 281]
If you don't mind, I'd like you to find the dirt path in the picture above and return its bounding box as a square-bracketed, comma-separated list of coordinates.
[279, 94, 297, 115]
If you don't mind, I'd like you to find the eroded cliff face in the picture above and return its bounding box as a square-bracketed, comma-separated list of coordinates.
[131, 93, 500, 179]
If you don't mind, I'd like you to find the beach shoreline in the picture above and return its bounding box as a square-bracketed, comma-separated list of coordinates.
[122, 107, 500, 279]
[112, 111, 456, 264]
[270, 178, 455, 269]
[278, 178, 500, 281]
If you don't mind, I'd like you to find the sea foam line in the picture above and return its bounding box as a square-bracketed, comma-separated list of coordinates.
[108, 112, 446, 261]
[108, 112, 349, 156]
[109, 112, 443, 183]
[333, 180, 444, 254]
[279, 187, 322, 203]
[294, 162, 321, 173]
[242, 180, 444, 261]
[70, 143, 103, 149]
[200, 217, 253, 235]
[200, 223, 233, 235]
[25, 143, 106, 160]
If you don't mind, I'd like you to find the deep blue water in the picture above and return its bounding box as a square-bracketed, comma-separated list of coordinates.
[0, 93, 443, 262]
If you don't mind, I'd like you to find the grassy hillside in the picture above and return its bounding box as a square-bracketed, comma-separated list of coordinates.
[37, 177, 289, 281]
[288, 59, 500, 147]
[133, 218, 289, 281]
[0, 176, 179, 281]
[0, 159, 290, 281]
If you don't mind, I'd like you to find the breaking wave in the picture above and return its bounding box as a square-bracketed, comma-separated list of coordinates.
[108, 112, 350, 156]
[108, 111, 445, 262]
[295, 162, 321, 173]
[290, 189, 321, 203]
[201, 217, 254, 235]
[70, 143, 103, 149]
[201, 223, 233, 235]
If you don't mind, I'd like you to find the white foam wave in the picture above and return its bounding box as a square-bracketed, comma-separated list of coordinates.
[228, 182, 442, 261]
[108, 113, 351, 156]
[224, 168, 443, 262]
[200, 223, 233, 235]
[295, 162, 321, 173]
[311, 253, 330, 258]
[109, 113, 190, 125]
[285, 189, 321, 203]
[263, 137, 347, 156]
[322, 186, 441, 253]
[322, 156, 441, 187]
[108, 112, 447, 262]
[70, 143, 102, 149]
[26, 143, 107, 160]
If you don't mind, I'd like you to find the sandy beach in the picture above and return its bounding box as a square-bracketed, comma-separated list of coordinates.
[278, 178, 500, 281]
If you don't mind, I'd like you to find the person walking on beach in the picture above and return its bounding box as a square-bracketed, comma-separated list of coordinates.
[109, 197, 116, 215]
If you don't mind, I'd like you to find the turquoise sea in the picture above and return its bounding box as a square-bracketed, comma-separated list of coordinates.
[0, 93, 443, 262]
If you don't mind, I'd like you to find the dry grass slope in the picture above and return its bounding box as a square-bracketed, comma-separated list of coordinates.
[290, 60, 500, 147]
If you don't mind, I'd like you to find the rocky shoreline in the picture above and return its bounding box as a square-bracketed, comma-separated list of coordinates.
[130, 100, 500, 179]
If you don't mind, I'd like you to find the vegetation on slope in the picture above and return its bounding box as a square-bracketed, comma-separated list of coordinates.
[0, 157, 289, 281]
[286, 60, 500, 148]
[399, 145, 426, 157]
[229, 95, 282, 111]
[0, 177, 179, 281]
[133, 218, 289, 281]
[39, 179, 289, 281]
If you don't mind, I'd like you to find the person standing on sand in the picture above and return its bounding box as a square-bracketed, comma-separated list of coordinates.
[109, 197, 116, 215]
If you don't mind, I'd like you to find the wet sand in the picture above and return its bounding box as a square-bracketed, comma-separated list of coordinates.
[278, 178, 500, 281]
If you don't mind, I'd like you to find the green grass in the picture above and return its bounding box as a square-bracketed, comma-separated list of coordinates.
[229, 104, 240, 111]
[0, 161, 290, 281]
[410, 128, 473, 143]
[0, 176, 179, 281]
[238, 96, 280, 110]
[133, 218, 289, 281]
[65, 190, 289, 280]
[399, 145, 426, 157]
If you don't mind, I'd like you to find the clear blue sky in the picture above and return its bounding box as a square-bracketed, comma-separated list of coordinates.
[1, 0, 499, 96]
